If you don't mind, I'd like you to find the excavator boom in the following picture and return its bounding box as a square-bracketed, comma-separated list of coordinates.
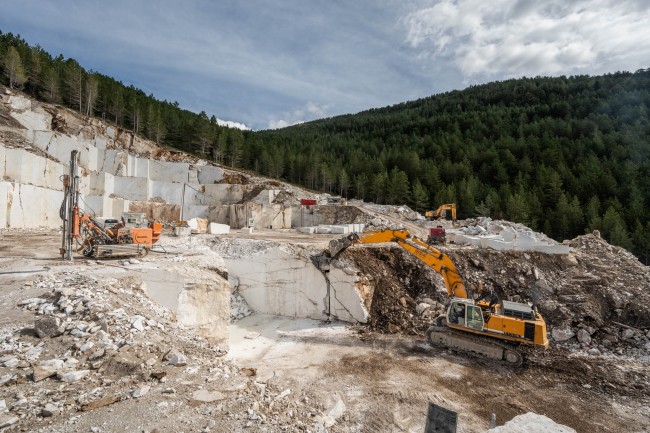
[331, 230, 470, 299]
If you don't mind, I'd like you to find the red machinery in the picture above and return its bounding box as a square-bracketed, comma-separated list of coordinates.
[427, 226, 446, 245]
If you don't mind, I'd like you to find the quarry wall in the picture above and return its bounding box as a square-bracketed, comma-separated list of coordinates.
[0, 92, 292, 229]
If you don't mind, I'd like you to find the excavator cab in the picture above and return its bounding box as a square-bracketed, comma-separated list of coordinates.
[447, 299, 484, 331]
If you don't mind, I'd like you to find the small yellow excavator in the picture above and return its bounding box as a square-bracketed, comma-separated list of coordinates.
[425, 203, 457, 221]
[329, 229, 549, 365]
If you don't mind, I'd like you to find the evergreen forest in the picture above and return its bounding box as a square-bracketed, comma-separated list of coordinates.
[1, 31, 649, 263]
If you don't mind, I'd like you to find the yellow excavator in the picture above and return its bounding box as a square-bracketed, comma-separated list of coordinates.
[329, 229, 549, 365]
[425, 203, 457, 222]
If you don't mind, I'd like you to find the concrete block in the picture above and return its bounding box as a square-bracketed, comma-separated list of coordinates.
[149, 180, 183, 204]
[135, 157, 149, 178]
[532, 244, 571, 255]
[328, 261, 371, 323]
[331, 225, 349, 234]
[298, 227, 315, 234]
[31, 131, 55, 153]
[203, 184, 245, 205]
[48, 134, 80, 165]
[513, 240, 538, 252]
[315, 226, 332, 234]
[150, 160, 189, 183]
[8, 95, 31, 111]
[128, 202, 180, 223]
[223, 245, 326, 320]
[209, 222, 231, 234]
[89, 172, 115, 196]
[94, 135, 107, 149]
[184, 205, 209, 220]
[291, 206, 320, 228]
[0, 145, 5, 179]
[10, 110, 51, 130]
[240, 227, 253, 234]
[113, 176, 148, 201]
[501, 227, 516, 242]
[197, 166, 223, 184]
[223, 242, 368, 323]
[174, 226, 192, 236]
[85, 144, 98, 172]
[106, 198, 129, 219]
[81, 195, 109, 217]
[484, 238, 514, 251]
[0, 182, 63, 228]
[141, 269, 230, 347]
[0, 182, 7, 227]
[221, 203, 290, 229]
[453, 234, 474, 246]
[3, 148, 65, 191]
[478, 235, 502, 248]
[252, 189, 280, 205]
[95, 149, 124, 176]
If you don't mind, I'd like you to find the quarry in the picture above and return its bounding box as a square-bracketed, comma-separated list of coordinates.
[1, 88, 649, 433]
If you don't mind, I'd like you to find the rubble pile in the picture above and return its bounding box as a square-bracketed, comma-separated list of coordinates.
[341, 247, 448, 334]
[341, 227, 650, 360]
[0, 271, 330, 432]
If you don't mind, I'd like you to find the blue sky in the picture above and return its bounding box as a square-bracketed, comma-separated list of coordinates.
[1, 0, 648, 130]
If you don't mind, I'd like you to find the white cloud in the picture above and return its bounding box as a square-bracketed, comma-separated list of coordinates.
[267, 102, 330, 129]
[216, 118, 250, 131]
[403, 0, 650, 78]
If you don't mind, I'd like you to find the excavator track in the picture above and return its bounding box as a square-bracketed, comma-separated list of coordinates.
[426, 325, 524, 366]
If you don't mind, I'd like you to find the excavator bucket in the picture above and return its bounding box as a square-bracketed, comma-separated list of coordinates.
[328, 233, 359, 257]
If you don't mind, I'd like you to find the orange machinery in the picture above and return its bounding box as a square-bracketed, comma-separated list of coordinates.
[60, 150, 162, 259]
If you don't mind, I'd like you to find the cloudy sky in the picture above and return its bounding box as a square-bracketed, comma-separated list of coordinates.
[1, 0, 648, 130]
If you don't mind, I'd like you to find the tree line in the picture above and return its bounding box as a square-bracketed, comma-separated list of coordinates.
[1, 30, 649, 262]
[0, 31, 245, 163]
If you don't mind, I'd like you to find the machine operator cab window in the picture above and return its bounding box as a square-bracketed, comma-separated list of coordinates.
[447, 300, 484, 331]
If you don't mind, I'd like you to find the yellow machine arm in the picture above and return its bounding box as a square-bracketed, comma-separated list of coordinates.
[329, 229, 471, 299]
[425, 203, 457, 220]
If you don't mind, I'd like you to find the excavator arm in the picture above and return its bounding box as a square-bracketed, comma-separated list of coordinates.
[328, 229, 472, 299]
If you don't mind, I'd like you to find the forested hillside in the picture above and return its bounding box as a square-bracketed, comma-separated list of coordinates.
[1, 30, 648, 262]
[244, 71, 650, 262]
[0, 31, 244, 162]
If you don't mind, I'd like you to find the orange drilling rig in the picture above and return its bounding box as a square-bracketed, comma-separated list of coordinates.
[59, 150, 162, 259]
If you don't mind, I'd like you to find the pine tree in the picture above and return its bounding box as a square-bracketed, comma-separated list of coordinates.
[64, 60, 84, 112]
[4, 46, 26, 88]
[387, 167, 410, 205]
[84, 73, 99, 116]
[410, 179, 429, 212]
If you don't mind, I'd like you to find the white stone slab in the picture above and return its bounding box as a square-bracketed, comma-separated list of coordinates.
[113, 176, 148, 201]
[149, 160, 189, 183]
[209, 222, 231, 234]
[532, 244, 571, 255]
[478, 235, 502, 248]
[484, 238, 514, 251]
[203, 184, 245, 205]
[8, 95, 31, 111]
[0, 182, 63, 228]
[10, 110, 51, 131]
[197, 166, 224, 184]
